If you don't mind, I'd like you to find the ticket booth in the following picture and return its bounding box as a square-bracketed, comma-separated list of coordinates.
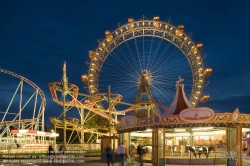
[100, 135, 119, 162]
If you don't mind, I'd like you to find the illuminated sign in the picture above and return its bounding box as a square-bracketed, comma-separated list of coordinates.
[121, 115, 138, 128]
[180, 107, 214, 123]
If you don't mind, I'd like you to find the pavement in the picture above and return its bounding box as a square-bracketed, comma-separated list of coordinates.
[0, 156, 250, 166]
[0, 157, 150, 166]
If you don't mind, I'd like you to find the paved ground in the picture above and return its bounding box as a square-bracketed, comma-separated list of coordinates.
[0, 157, 148, 166]
[1, 156, 250, 166]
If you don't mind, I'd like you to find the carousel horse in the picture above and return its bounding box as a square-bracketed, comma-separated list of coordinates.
[142, 145, 152, 154]
[243, 148, 248, 152]
[205, 146, 216, 158]
[130, 143, 137, 157]
[130, 143, 152, 156]
[186, 146, 198, 157]
[197, 146, 209, 158]
[186, 146, 215, 158]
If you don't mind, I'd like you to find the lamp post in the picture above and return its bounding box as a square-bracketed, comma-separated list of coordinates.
[51, 130, 55, 145]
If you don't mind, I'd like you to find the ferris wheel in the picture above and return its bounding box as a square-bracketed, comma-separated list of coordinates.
[83, 16, 212, 114]
[0, 68, 46, 140]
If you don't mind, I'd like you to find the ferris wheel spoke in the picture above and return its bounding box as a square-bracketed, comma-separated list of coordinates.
[109, 48, 133, 70]
[113, 42, 140, 75]
[147, 36, 155, 70]
[147, 39, 171, 71]
[149, 38, 165, 71]
[133, 37, 143, 72]
[123, 40, 141, 74]
[153, 50, 183, 71]
[101, 58, 136, 79]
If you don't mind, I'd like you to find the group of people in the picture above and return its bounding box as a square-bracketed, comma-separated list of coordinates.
[105, 142, 145, 166]
[47, 144, 66, 165]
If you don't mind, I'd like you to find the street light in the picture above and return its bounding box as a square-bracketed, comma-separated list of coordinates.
[51, 130, 55, 145]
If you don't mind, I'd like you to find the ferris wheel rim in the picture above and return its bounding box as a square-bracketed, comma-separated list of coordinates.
[86, 16, 207, 106]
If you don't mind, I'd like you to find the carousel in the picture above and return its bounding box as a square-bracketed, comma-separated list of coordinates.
[116, 80, 250, 166]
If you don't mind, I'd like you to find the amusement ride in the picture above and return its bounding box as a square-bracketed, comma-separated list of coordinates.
[1, 15, 250, 166]
[0, 68, 47, 150]
[48, 15, 212, 146]
[0, 15, 212, 153]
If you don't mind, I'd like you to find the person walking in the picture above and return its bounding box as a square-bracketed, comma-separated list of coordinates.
[58, 144, 66, 165]
[47, 145, 55, 165]
[105, 144, 113, 166]
[125, 146, 129, 161]
[116, 142, 125, 166]
[137, 144, 144, 166]
[130, 144, 137, 158]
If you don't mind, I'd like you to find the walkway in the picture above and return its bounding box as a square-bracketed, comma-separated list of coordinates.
[0, 156, 250, 166]
[0, 157, 148, 166]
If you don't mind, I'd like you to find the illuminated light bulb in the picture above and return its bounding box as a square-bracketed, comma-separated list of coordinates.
[196, 56, 201, 60]
[128, 18, 134, 23]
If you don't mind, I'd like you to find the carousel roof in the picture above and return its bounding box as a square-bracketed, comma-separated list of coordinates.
[163, 84, 194, 115]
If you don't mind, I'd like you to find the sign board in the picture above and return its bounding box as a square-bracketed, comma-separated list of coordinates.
[180, 107, 214, 123]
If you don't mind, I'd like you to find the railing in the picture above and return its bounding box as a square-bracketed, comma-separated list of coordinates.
[55, 143, 101, 151]
[0, 141, 101, 155]
[162, 145, 230, 165]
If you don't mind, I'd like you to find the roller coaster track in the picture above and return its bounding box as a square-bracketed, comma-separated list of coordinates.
[0, 68, 46, 138]
[49, 116, 109, 135]
[0, 68, 46, 111]
[49, 82, 124, 123]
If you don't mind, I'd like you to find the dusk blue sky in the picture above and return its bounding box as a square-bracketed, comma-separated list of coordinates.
[1, 0, 250, 126]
